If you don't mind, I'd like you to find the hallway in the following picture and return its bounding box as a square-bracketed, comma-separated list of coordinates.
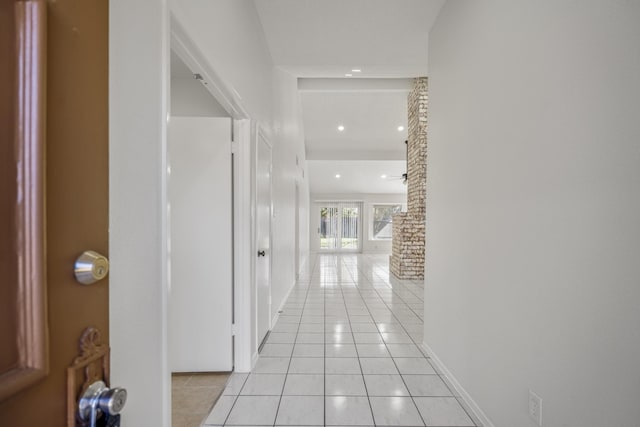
[204, 254, 477, 427]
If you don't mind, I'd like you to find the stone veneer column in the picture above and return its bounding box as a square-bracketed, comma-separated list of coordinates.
[390, 77, 427, 279]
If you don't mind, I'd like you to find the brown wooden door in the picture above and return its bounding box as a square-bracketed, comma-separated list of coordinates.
[0, 0, 109, 426]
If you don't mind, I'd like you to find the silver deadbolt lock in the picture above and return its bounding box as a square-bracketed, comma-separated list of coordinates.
[78, 380, 127, 427]
[74, 250, 109, 285]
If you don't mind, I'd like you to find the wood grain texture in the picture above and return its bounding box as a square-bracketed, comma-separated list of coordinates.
[0, 0, 20, 378]
[0, 0, 48, 403]
[0, 0, 109, 424]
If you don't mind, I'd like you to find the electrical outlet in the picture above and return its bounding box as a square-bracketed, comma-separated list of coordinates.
[528, 389, 542, 426]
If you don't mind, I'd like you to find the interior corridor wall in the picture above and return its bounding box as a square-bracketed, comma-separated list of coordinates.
[426, 1, 640, 426]
[170, 0, 309, 357]
[170, 0, 274, 130]
[271, 67, 310, 320]
[110, 0, 169, 425]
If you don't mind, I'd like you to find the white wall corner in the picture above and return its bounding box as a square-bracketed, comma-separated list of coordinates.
[420, 343, 495, 427]
[298, 253, 309, 279]
[272, 278, 298, 327]
[250, 350, 260, 372]
[109, 0, 170, 426]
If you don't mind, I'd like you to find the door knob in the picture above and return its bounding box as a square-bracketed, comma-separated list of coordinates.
[257, 250, 266, 257]
[78, 380, 127, 426]
[74, 250, 109, 285]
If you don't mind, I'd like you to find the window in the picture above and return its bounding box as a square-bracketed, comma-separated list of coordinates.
[371, 204, 403, 240]
[318, 201, 363, 251]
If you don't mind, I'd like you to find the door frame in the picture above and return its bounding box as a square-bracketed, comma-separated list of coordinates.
[110, 1, 171, 426]
[170, 13, 255, 372]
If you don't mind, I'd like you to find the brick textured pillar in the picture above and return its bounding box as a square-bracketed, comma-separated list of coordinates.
[390, 77, 427, 279]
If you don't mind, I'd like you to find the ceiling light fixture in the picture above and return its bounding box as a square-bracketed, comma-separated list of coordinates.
[381, 174, 387, 179]
[335, 174, 341, 178]
[345, 73, 353, 77]
[351, 69, 361, 73]
[337, 125, 345, 131]
[397, 126, 405, 132]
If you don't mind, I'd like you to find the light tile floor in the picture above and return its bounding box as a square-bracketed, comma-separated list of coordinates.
[204, 254, 480, 427]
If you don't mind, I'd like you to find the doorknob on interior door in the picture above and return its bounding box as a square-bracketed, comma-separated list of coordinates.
[257, 250, 266, 257]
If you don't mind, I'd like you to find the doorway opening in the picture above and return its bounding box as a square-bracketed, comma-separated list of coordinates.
[168, 50, 234, 427]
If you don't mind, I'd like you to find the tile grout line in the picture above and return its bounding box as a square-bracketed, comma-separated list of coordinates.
[358, 270, 427, 427]
[322, 254, 327, 427]
[342, 256, 377, 426]
[272, 255, 317, 427]
[363, 255, 477, 426]
[258, 253, 469, 427]
[219, 372, 249, 426]
[366, 266, 425, 351]
[369, 254, 478, 427]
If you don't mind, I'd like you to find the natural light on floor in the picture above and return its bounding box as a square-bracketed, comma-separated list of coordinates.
[203, 253, 479, 427]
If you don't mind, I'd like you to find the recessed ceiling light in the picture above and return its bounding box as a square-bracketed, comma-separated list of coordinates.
[352, 69, 361, 73]
[381, 174, 387, 179]
[337, 125, 345, 131]
[335, 174, 341, 178]
[397, 126, 405, 132]
[345, 73, 353, 77]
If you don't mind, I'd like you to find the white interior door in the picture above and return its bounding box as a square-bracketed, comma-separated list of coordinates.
[168, 117, 233, 372]
[256, 132, 272, 347]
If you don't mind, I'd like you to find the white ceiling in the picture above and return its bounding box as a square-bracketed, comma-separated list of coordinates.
[254, 0, 446, 78]
[253, 1, 444, 194]
[302, 90, 409, 160]
[308, 160, 407, 194]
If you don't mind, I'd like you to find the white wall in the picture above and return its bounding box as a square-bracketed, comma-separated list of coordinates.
[109, 0, 170, 425]
[270, 67, 310, 319]
[170, 0, 309, 360]
[109, 1, 308, 424]
[310, 193, 406, 253]
[170, 0, 274, 130]
[171, 77, 229, 117]
[426, 1, 640, 426]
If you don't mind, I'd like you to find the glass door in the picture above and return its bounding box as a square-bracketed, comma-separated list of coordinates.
[318, 201, 362, 252]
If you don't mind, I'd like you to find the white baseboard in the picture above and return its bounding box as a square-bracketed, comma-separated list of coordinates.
[297, 253, 309, 279]
[250, 350, 259, 371]
[421, 342, 495, 427]
[271, 279, 297, 327]
[271, 309, 280, 328]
